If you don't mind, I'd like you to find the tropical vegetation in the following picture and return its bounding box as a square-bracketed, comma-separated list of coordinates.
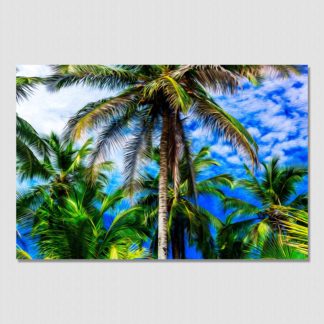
[16, 65, 308, 260]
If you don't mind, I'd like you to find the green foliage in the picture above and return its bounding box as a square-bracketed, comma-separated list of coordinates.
[16, 65, 306, 260]
[248, 233, 307, 260]
[16, 115, 51, 181]
[137, 146, 231, 259]
[221, 157, 308, 259]
[16, 76, 44, 102]
[25, 184, 149, 259]
[16, 134, 149, 260]
[51, 65, 276, 178]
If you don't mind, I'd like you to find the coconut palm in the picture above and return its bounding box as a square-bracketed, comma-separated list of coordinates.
[135, 146, 232, 259]
[17, 132, 113, 222]
[17, 180, 150, 259]
[221, 157, 308, 258]
[16, 133, 149, 259]
[45, 64, 300, 259]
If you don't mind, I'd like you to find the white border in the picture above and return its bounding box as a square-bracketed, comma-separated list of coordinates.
[1, 1, 323, 323]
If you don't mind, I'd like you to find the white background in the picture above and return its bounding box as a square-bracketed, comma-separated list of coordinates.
[0, 1, 323, 323]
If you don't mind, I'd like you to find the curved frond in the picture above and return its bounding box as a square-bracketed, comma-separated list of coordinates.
[16, 245, 32, 259]
[192, 97, 258, 168]
[248, 233, 307, 260]
[123, 122, 151, 197]
[224, 197, 260, 224]
[16, 76, 44, 102]
[64, 88, 141, 140]
[17, 115, 49, 157]
[290, 193, 308, 211]
[47, 65, 139, 92]
[89, 105, 139, 165]
[16, 137, 51, 180]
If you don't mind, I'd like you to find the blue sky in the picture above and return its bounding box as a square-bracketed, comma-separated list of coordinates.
[16, 65, 308, 258]
[16, 65, 308, 170]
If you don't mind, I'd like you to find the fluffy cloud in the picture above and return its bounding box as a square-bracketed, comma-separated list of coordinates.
[213, 67, 308, 166]
[17, 65, 308, 172]
[227, 155, 242, 165]
[16, 65, 116, 134]
[247, 127, 261, 138]
[210, 142, 234, 155]
[17, 85, 111, 134]
[261, 131, 287, 143]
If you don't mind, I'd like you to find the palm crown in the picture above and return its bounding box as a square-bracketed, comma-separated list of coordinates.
[45, 64, 300, 259]
[219, 157, 308, 258]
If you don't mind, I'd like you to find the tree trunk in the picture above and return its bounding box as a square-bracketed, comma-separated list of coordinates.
[180, 222, 186, 259]
[172, 221, 181, 259]
[158, 108, 169, 259]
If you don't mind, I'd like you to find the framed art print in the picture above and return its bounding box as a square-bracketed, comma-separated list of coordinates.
[16, 65, 308, 260]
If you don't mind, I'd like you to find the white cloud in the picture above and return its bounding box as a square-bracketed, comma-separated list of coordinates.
[258, 113, 298, 135]
[16, 65, 114, 135]
[17, 64, 52, 77]
[261, 131, 287, 143]
[247, 127, 261, 138]
[16, 65, 308, 173]
[273, 138, 308, 151]
[17, 85, 111, 135]
[191, 126, 212, 140]
[227, 155, 242, 165]
[210, 142, 234, 155]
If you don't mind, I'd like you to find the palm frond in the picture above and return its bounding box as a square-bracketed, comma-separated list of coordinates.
[89, 105, 139, 165]
[223, 197, 260, 224]
[16, 245, 32, 259]
[268, 205, 308, 256]
[63, 88, 141, 140]
[16, 137, 51, 180]
[248, 233, 307, 260]
[276, 166, 308, 204]
[192, 97, 258, 168]
[290, 193, 308, 211]
[123, 121, 151, 197]
[162, 76, 192, 113]
[238, 164, 266, 201]
[192, 146, 220, 173]
[16, 76, 44, 102]
[47, 65, 139, 92]
[17, 114, 50, 157]
[179, 65, 242, 94]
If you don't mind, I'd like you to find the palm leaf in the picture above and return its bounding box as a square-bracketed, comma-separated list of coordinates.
[47, 65, 139, 91]
[16, 76, 44, 102]
[192, 97, 258, 168]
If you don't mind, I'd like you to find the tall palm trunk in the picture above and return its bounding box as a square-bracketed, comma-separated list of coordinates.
[158, 108, 169, 259]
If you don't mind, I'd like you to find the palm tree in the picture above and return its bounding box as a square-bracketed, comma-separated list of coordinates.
[18, 180, 150, 259]
[17, 132, 113, 215]
[136, 146, 232, 259]
[222, 157, 308, 258]
[45, 64, 300, 259]
[17, 134, 149, 259]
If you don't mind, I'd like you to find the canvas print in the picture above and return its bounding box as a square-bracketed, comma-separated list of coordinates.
[16, 65, 308, 260]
